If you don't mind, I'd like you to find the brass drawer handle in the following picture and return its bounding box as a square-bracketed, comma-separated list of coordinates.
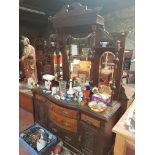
[63, 111, 69, 117]
[64, 136, 71, 142]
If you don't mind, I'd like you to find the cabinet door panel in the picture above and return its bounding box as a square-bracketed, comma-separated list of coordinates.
[79, 121, 101, 155]
[34, 101, 47, 127]
[48, 121, 77, 147]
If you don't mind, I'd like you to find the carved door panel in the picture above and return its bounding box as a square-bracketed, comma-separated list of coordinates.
[34, 101, 47, 128]
[48, 120, 79, 148]
[79, 121, 102, 155]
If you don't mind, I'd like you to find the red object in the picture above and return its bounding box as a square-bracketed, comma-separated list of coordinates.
[53, 54, 62, 65]
[83, 90, 90, 100]
[53, 145, 62, 154]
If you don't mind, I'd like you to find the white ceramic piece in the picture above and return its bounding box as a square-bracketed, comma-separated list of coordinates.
[42, 74, 55, 81]
[37, 139, 47, 151]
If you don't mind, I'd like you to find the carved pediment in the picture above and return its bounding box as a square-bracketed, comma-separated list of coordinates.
[50, 3, 104, 28]
[54, 2, 102, 16]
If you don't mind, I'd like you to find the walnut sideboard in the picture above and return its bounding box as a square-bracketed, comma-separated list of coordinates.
[32, 88, 121, 155]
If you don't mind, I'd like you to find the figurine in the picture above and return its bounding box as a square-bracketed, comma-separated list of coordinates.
[76, 87, 83, 104]
[20, 36, 38, 84]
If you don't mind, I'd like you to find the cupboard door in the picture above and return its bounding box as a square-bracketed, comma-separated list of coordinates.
[34, 101, 47, 128]
[48, 121, 78, 147]
[79, 121, 101, 155]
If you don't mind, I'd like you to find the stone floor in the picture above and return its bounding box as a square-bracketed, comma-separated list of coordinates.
[19, 108, 34, 155]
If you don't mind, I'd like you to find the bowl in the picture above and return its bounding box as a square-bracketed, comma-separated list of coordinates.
[88, 101, 107, 112]
[42, 74, 55, 81]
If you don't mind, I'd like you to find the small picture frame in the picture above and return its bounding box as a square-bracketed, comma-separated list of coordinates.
[71, 44, 78, 55]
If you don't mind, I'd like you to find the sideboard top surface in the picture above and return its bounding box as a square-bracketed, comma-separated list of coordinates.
[32, 88, 121, 121]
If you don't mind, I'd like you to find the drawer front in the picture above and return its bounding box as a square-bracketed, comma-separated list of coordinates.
[50, 103, 78, 119]
[48, 122, 77, 147]
[48, 110, 77, 132]
[81, 114, 100, 128]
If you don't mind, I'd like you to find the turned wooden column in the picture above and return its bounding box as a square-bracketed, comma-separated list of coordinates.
[113, 32, 127, 100]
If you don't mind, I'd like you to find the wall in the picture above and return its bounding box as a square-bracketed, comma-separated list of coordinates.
[103, 6, 135, 70]
[19, 21, 48, 41]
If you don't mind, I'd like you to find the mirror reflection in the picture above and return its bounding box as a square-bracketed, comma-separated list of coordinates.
[66, 43, 92, 83]
[66, 34, 93, 83]
[99, 51, 115, 85]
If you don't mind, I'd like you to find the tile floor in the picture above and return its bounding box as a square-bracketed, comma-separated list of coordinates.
[19, 108, 34, 155]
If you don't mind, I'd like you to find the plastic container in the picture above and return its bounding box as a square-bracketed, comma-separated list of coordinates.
[19, 123, 58, 155]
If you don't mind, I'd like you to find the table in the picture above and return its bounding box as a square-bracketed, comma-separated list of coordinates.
[112, 100, 135, 155]
[19, 82, 33, 113]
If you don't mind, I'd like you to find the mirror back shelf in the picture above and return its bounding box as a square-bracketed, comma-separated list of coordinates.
[91, 32, 127, 100]
[50, 3, 127, 100]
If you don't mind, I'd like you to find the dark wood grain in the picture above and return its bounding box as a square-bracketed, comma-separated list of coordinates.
[32, 88, 121, 121]
[32, 89, 121, 155]
[81, 114, 100, 128]
[49, 102, 78, 119]
[48, 109, 77, 132]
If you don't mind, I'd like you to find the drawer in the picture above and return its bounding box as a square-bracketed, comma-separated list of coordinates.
[48, 110, 77, 132]
[50, 103, 78, 119]
[48, 122, 77, 147]
[81, 114, 100, 128]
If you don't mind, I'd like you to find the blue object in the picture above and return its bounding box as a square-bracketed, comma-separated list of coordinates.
[65, 97, 72, 103]
[85, 85, 91, 90]
[77, 90, 83, 104]
[19, 123, 58, 155]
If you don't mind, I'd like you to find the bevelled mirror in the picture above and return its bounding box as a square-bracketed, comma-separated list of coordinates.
[66, 34, 93, 83]
[99, 51, 115, 85]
